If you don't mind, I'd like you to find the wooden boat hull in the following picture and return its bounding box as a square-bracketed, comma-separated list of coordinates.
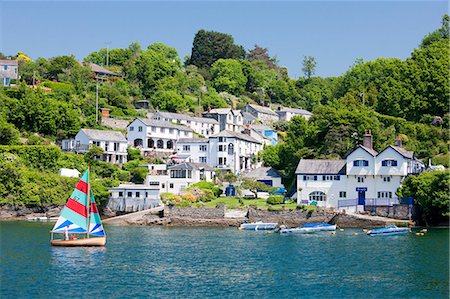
[50, 236, 106, 247]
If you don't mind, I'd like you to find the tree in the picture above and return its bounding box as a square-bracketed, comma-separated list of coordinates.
[188, 29, 245, 69]
[246, 45, 278, 69]
[301, 56, 316, 79]
[240, 177, 274, 198]
[420, 14, 449, 48]
[46, 55, 78, 80]
[84, 145, 104, 164]
[210, 59, 247, 95]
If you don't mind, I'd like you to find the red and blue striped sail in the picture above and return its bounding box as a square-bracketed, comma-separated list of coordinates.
[89, 190, 105, 237]
[52, 170, 90, 234]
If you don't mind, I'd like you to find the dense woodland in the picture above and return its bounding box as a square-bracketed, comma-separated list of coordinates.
[0, 16, 448, 223]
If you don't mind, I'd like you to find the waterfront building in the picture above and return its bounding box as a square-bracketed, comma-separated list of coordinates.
[0, 59, 18, 86]
[127, 118, 194, 156]
[151, 111, 219, 137]
[296, 131, 425, 210]
[243, 103, 279, 125]
[276, 107, 313, 121]
[61, 128, 128, 164]
[202, 108, 243, 132]
[107, 184, 161, 212]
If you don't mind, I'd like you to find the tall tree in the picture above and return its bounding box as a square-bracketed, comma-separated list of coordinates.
[301, 55, 317, 79]
[188, 30, 245, 69]
[246, 44, 277, 69]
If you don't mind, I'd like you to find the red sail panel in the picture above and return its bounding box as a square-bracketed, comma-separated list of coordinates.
[66, 198, 88, 218]
[90, 202, 98, 213]
[76, 180, 88, 194]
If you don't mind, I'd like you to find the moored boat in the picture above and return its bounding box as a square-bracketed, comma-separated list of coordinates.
[50, 169, 106, 247]
[366, 225, 410, 236]
[239, 221, 278, 231]
[280, 222, 336, 234]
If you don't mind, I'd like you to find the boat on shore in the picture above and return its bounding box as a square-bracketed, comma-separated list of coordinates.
[239, 221, 278, 231]
[366, 225, 410, 236]
[280, 222, 336, 234]
[50, 169, 106, 247]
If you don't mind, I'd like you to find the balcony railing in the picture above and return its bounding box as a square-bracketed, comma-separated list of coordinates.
[338, 197, 413, 208]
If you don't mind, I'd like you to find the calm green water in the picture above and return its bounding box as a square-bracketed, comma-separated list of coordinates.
[0, 222, 448, 298]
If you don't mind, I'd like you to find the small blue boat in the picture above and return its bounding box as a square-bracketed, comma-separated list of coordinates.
[280, 222, 336, 234]
[366, 225, 410, 236]
[239, 221, 278, 231]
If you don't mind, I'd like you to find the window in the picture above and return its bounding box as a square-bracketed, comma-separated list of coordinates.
[183, 145, 190, 152]
[383, 176, 391, 182]
[303, 175, 317, 181]
[171, 170, 187, 178]
[157, 139, 164, 149]
[219, 137, 225, 142]
[138, 126, 143, 132]
[187, 170, 192, 178]
[322, 175, 334, 181]
[118, 191, 123, 197]
[3, 65, 9, 71]
[162, 183, 165, 189]
[127, 192, 132, 197]
[339, 191, 346, 198]
[146, 192, 148, 197]
[200, 157, 207, 163]
[219, 145, 226, 152]
[136, 192, 140, 198]
[357, 176, 365, 183]
[114, 143, 119, 151]
[169, 183, 174, 189]
[130, 126, 134, 131]
[377, 191, 393, 198]
[334, 175, 340, 181]
[218, 157, 227, 165]
[104, 143, 109, 151]
[353, 160, 369, 167]
[309, 191, 325, 202]
[200, 145, 207, 152]
[382, 160, 398, 167]
[169, 128, 174, 134]
[184, 131, 189, 136]
[228, 143, 234, 155]
[161, 128, 165, 133]
[149, 181, 160, 186]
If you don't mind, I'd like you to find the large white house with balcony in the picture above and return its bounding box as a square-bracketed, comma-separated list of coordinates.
[296, 132, 425, 210]
[151, 111, 219, 137]
[202, 108, 244, 133]
[61, 129, 128, 164]
[127, 118, 194, 156]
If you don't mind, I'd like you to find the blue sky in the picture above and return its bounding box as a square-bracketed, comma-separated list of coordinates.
[0, 1, 447, 78]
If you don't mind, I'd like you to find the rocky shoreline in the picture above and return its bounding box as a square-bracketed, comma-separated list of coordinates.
[0, 204, 414, 228]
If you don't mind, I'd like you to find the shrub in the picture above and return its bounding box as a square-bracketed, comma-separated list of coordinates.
[182, 192, 197, 203]
[198, 189, 215, 202]
[187, 181, 221, 197]
[267, 195, 284, 205]
[268, 205, 283, 211]
[161, 192, 176, 202]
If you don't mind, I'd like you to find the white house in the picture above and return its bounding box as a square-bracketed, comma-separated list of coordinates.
[61, 129, 128, 164]
[276, 107, 313, 121]
[296, 131, 424, 210]
[176, 138, 210, 164]
[243, 104, 279, 125]
[127, 118, 194, 156]
[107, 184, 161, 212]
[151, 111, 219, 137]
[0, 59, 18, 86]
[202, 108, 243, 132]
[242, 167, 284, 189]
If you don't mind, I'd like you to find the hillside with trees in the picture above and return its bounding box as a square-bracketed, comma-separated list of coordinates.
[0, 15, 448, 212]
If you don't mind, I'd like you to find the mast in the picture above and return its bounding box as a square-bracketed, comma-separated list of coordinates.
[86, 167, 90, 238]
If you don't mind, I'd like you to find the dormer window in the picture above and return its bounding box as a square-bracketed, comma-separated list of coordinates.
[382, 160, 398, 167]
[353, 160, 369, 167]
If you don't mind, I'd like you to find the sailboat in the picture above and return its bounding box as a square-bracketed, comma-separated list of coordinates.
[50, 169, 106, 246]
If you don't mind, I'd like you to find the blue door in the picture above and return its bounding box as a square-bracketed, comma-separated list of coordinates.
[358, 191, 366, 205]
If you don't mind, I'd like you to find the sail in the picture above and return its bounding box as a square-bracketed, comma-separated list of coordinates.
[89, 190, 105, 237]
[51, 170, 89, 233]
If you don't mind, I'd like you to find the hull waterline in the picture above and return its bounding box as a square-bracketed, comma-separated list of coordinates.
[50, 236, 106, 247]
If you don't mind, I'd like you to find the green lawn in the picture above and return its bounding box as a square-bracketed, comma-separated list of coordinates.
[203, 197, 298, 210]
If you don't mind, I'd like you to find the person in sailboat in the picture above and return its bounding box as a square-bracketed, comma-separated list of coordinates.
[64, 226, 69, 240]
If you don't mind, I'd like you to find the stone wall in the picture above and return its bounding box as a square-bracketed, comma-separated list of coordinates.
[248, 208, 335, 227]
[166, 206, 225, 219]
[364, 204, 413, 220]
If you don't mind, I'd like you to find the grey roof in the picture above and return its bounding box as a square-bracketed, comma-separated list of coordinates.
[277, 107, 313, 116]
[168, 162, 214, 171]
[0, 60, 18, 66]
[359, 145, 378, 156]
[80, 129, 126, 142]
[154, 111, 218, 124]
[251, 124, 274, 131]
[295, 159, 346, 174]
[177, 138, 209, 143]
[210, 130, 261, 144]
[204, 108, 232, 115]
[243, 167, 282, 179]
[387, 146, 414, 159]
[247, 104, 278, 116]
[135, 118, 194, 132]
[89, 63, 119, 76]
[242, 112, 257, 121]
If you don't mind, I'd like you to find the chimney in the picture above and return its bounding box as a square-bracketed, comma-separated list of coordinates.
[100, 108, 110, 119]
[363, 129, 373, 149]
[395, 135, 402, 147]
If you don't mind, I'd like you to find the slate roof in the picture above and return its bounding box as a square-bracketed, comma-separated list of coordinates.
[295, 159, 346, 174]
[243, 167, 282, 179]
[0, 60, 18, 66]
[251, 124, 274, 131]
[135, 118, 194, 131]
[359, 145, 378, 156]
[177, 138, 209, 143]
[89, 63, 119, 77]
[247, 104, 278, 116]
[204, 108, 232, 115]
[168, 162, 214, 171]
[80, 129, 126, 142]
[242, 112, 257, 122]
[155, 111, 218, 124]
[210, 130, 261, 144]
[387, 146, 414, 159]
[277, 107, 313, 116]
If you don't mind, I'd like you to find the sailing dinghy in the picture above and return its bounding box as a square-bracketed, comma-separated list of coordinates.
[50, 169, 106, 246]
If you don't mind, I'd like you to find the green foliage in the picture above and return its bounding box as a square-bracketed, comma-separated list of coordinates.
[240, 178, 274, 197]
[301, 56, 317, 79]
[0, 145, 61, 171]
[211, 59, 247, 95]
[0, 121, 20, 145]
[127, 147, 142, 161]
[266, 195, 284, 205]
[131, 167, 148, 184]
[397, 170, 449, 225]
[84, 145, 104, 164]
[187, 181, 221, 197]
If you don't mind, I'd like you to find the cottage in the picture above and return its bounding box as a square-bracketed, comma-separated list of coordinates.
[0, 59, 18, 86]
[107, 184, 161, 212]
[61, 129, 128, 164]
[202, 108, 243, 132]
[276, 107, 313, 121]
[152, 111, 219, 137]
[243, 104, 279, 125]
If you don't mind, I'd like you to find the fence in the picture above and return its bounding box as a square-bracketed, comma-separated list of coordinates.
[338, 197, 414, 219]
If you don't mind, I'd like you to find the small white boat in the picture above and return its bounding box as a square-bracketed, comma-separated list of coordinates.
[280, 222, 336, 234]
[366, 225, 410, 236]
[239, 221, 278, 231]
[27, 217, 49, 222]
